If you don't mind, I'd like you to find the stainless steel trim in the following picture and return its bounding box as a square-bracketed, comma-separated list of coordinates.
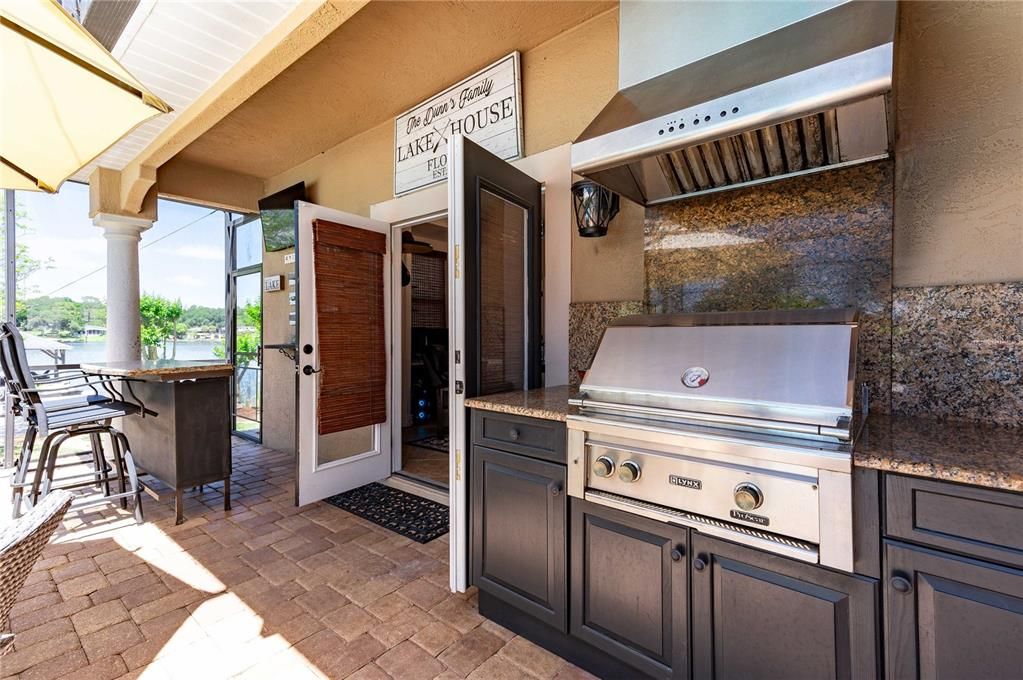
[584, 489, 819, 564]
[818, 469, 854, 571]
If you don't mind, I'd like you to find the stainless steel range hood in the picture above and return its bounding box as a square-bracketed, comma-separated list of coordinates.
[572, 1, 897, 206]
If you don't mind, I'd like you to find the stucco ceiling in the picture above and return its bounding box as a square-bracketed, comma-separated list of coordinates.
[172, 0, 615, 179]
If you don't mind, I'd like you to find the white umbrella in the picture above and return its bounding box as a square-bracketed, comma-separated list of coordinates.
[0, 0, 170, 193]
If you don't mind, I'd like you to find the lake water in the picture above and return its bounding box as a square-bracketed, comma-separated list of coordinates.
[28, 340, 224, 365]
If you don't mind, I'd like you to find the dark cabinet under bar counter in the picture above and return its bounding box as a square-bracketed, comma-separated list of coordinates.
[79, 360, 234, 524]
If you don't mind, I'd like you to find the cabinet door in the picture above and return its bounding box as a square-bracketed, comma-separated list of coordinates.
[691, 533, 878, 680]
[885, 541, 1023, 680]
[571, 499, 688, 680]
[472, 445, 566, 631]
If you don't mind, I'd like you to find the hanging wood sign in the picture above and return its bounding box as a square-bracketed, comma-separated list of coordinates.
[394, 52, 523, 196]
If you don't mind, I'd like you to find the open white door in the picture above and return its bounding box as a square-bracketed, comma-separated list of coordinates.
[296, 201, 393, 506]
[447, 136, 544, 591]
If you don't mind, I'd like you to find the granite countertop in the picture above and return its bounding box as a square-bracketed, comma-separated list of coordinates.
[79, 359, 235, 381]
[465, 385, 577, 422]
[856, 414, 1023, 493]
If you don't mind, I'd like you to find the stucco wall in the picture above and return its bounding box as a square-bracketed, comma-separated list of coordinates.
[264, 8, 618, 207]
[893, 1, 1023, 287]
[261, 248, 297, 454]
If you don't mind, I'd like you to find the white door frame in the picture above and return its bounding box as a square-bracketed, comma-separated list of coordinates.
[295, 201, 393, 507]
[371, 185, 447, 480]
[369, 143, 573, 592]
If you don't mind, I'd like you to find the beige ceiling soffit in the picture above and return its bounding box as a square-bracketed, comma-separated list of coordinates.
[157, 158, 263, 214]
[118, 0, 370, 213]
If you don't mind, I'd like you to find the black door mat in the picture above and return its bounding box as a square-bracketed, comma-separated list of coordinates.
[407, 435, 449, 453]
[324, 482, 448, 543]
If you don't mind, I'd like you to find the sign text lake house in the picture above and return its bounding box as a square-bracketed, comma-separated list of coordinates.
[394, 52, 523, 196]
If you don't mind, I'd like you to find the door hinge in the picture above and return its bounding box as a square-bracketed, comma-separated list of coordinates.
[539, 218, 545, 240]
[454, 350, 461, 364]
[454, 244, 461, 279]
[455, 449, 462, 481]
[455, 380, 464, 395]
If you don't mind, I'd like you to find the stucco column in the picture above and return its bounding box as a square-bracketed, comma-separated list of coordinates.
[93, 213, 152, 362]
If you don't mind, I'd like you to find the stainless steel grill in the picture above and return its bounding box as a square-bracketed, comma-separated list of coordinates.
[566, 309, 861, 571]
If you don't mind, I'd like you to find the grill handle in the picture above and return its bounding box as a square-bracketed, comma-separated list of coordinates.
[570, 394, 851, 441]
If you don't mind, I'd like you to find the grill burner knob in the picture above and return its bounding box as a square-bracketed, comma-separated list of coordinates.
[618, 460, 641, 483]
[733, 482, 764, 511]
[592, 456, 615, 478]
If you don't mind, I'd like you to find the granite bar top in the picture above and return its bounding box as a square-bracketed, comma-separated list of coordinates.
[465, 385, 577, 422]
[79, 360, 235, 382]
[856, 414, 1023, 493]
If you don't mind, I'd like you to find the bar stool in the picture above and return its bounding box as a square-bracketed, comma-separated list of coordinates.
[1, 323, 146, 522]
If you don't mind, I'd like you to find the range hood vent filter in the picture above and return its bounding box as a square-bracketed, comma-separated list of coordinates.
[661, 113, 837, 194]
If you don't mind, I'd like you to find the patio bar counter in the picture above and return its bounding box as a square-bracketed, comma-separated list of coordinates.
[79, 360, 234, 524]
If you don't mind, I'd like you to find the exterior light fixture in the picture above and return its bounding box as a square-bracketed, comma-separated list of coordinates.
[572, 180, 620, 238]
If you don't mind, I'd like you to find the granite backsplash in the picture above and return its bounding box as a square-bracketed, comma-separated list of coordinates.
[892, 282, 1023, 427]
[644, 161, 894, 413]
[568, 300, 644, 387]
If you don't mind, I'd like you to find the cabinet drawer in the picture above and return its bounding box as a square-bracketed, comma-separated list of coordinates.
[885, 474, 1023, 569]
[472, 410, 565, 462]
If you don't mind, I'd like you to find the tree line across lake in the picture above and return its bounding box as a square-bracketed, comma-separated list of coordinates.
[17, 295, 228, 344]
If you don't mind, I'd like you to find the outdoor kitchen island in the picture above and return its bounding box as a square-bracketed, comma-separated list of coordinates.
[79, 359, 235, 525]
[467, 387, 1023, 680]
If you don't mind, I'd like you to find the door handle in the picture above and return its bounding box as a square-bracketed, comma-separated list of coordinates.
[302, 365, 320, 376]
[548, 482, 562, 496]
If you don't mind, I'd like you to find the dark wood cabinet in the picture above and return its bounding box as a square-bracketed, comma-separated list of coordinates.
[884, 540, 1023, 680]
[469, 408, 1023, 680]
[471, 445, 567, 631]
[885, 474, 1023, 569]
[691, 532, 879, 680]
[571, 499, 688, 680]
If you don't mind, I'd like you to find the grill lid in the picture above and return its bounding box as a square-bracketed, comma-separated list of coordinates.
[578, 309, 859, 438]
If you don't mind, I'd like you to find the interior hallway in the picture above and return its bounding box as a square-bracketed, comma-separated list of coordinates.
[1, 439, 591, 680]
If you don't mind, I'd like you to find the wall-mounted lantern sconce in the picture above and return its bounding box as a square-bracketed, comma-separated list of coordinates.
[572, 180, 620, 238]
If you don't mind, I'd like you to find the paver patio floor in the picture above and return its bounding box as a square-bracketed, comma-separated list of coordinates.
[1, 438, 593, 680]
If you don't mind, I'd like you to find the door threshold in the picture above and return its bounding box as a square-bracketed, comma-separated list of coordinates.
[381, 474, 449, 506]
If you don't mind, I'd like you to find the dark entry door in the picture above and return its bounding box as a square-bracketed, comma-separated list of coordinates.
[448, 134, 543, 591]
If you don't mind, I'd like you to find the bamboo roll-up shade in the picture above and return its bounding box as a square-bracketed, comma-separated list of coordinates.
[312, 219, 387, 435]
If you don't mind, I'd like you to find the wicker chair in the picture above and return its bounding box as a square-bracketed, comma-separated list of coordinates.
[0, 489, 73, 655]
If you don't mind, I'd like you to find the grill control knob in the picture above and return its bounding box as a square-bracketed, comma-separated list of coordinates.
[618, 460, 641, 483]
[592, 456, 615, 478]
[734, 482, 764, 511]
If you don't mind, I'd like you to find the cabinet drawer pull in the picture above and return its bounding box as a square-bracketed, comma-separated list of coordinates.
[891, 575, 913, 594]
[670, 548, 684, 562]
[509, 428, 520, 441]
[693, 556, 707, 572]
